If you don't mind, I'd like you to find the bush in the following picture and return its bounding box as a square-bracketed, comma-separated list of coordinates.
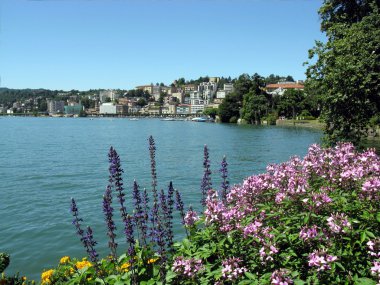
[173, 143, 380, 284]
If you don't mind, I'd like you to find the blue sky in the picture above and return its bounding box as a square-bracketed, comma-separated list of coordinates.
[0, 0, 324, 91]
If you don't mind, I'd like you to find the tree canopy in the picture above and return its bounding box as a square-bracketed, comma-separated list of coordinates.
[306, 0, 380, 145]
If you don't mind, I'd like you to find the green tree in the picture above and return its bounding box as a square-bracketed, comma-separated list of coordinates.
[203, 107, 218, 119]
[218, 93, 241, 123]
[277, 89, 306, 119]
[241, 92, 268, 124]
[306, 0, 380, 145]
[136, 98, 147, 107]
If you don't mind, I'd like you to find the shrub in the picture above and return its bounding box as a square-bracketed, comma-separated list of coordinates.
[172, 143, 380, 284]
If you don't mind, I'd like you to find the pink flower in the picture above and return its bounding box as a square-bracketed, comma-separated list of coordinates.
[308, 250, 337, 271]
[327, 213, 351, 234]
[271, 269, 294, 285]
[221, 257, 247, 282]
[184, 209, 199, 227]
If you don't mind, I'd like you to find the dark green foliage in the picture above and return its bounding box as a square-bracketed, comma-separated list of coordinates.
[0, 253, 10, 273]
[306, 0, 380, 145]
[218, 93, 241, 123]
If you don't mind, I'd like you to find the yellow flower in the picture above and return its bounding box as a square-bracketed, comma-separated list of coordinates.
[75, 260, 92, 270]
[41, 269, 54, 284]
[147, 258, 158, 264]
[59, 256, 70, 264]
[120, 262, 131, 272]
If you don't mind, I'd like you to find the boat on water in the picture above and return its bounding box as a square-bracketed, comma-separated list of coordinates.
[191, 117, 214, 122]
[161, 117, 175, 121]
[129, 118, 139, 121]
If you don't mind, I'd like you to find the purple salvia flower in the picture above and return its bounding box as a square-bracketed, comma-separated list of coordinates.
[132, 180, 148, 246]
[70, 198, 85, 242]
[220, 155, 229, 204]
[141, 188, 150, 245]
[103, 186, 117, 260]
[160, 188, 174, 252]
[175, 189, 189, 238]
[148, 136, 158, 203]
[70, 199, 101, 274]
[108, 147, 136, 255]
[200, 145, 212, 207]
[84, 226, 99, 265]
[166, 181, 175, 251]
[124, 214, 136, 258]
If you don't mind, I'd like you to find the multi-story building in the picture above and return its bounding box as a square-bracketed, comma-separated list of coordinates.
[198, 82, 217, 101]
[170, 92, 184, 103]
[47, 100, 65, 114]
[190, 104, 205, 114]
[189, 91, 208, 106]
[64, 103, 83, 115]
[176, 104, 191, 115]
[99, 102, 128, 115]
[216, 83, 234, 99]
[99, 90, 118, 102]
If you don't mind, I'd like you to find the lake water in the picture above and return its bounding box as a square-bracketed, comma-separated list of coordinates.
[0, 116, 322, 280]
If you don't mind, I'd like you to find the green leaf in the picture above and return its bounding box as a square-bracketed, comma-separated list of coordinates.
[354, 278, 377, 285]
[360, 231, 367, 243]
[366, 230, 375, 239]
[335, 262, 345, 271]
[294, 279, 306, 285]
[244, 272, 257, 280]
[376, 212, 380, 223]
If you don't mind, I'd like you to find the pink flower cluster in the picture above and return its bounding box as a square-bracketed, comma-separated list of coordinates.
[362, 177, 380, 200]
[270, 269, 294, 285]
[299, 225, 319, 241]
[259, 244, 279, 263]
[221, 257, 247, 282]
[368, 240, 380, 284]
[184, 209, 199, 227]
[201, 142, 379, 280]
[327, 213, 351, 234]
[308, 250, 337, 271]
[172, 256, 204, 278]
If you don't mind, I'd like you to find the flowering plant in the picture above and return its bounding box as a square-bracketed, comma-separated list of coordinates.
[173, 143, 380, 284]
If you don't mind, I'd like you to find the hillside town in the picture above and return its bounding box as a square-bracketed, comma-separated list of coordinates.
[0, 77, 304, 117]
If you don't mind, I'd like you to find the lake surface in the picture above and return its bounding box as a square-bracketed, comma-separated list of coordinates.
[0, 117, 322, 280]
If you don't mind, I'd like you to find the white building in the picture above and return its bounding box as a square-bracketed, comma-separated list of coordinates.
[190, 91, 209, 106]
[216, 83, 234, 99]
[99, 90, 118, 103]
[190, 104, 205, 114]
[99, 103, 127, 115]
[47, 100, 65, 114]
[198, 82, 217, 101]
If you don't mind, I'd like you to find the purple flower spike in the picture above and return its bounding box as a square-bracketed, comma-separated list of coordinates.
[103, 186, 117, 260]
[220, 155, 229, 204]
[132, 180, 148, 246]
[175, 189, 189, 238]
[84, 226, 99, 264]
[148, 136, 158, 203]
[70, 198, 85, 242]
[201, 145, 212, 207]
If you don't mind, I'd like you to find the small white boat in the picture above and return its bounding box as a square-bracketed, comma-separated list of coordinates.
[191, 117, 207, 122]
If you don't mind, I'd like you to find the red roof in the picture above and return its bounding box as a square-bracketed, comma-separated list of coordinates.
[266, 83, 304, 89]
